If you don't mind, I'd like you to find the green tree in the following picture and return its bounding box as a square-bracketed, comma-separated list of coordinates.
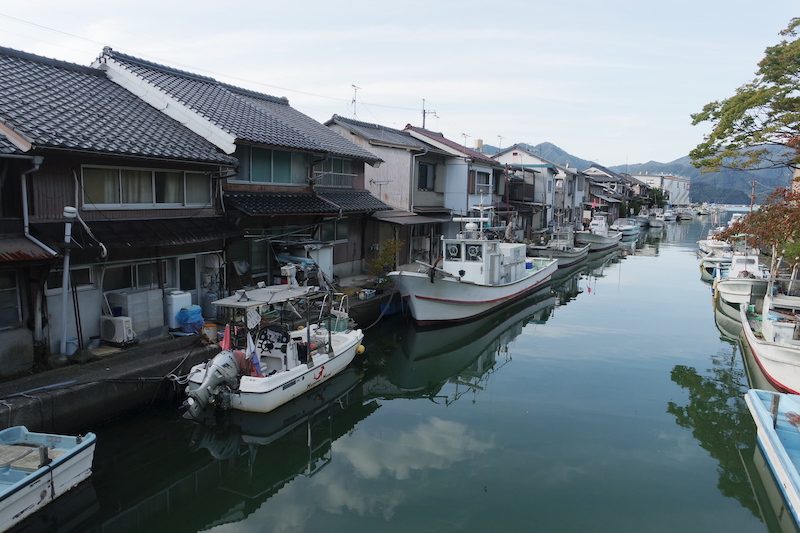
[690, 18, 800, 172]
[650, 188, 667, 208]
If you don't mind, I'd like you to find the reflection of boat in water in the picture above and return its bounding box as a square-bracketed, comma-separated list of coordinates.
[86, 369, 375, 532]
[713, 297, 743, 343]
[741, 443, 800, 533]
[745, 389, 800, 528]
[367, 287, 556, 400]
[190, 368, 379, 514]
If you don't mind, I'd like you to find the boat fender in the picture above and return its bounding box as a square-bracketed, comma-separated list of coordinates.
[357, 344, 366, 355]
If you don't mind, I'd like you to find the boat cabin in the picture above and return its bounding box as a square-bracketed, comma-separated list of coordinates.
[442, 219, 529, 286]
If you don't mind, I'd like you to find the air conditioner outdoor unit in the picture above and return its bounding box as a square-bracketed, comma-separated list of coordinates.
[100, 315, 135, 345]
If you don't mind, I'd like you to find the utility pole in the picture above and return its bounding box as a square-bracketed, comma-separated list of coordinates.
[421, 98, 437, 128]
[497, 134, 504, 149]
[351, 84, 360, 118]
[750, 179, 756, 213]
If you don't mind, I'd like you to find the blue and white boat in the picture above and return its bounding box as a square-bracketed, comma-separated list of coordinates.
[0, 426, 96, 531]
[745, 389, 800, 527]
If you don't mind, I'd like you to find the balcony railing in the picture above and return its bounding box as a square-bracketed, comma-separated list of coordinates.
[313, 171, 355, 188]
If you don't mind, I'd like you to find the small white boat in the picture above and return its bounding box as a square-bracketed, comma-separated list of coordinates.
[740, 292, 800, 394]
[389, 205, 558, 325]
[714, 252, 769, 305]
[609, 218, 640, 238]
[648, 211, 665, 228]
[676, 210, 694, 221]
[527, 226, 590, 269]
[745, 389, 800, 527]
[699, 251, 732, 282]
[663, 209, 676, 221]
[184, 286, 364, 417]
[575, 214, 623, 252]
[0, 426, 96, 531]
[697, 226, 730, 254]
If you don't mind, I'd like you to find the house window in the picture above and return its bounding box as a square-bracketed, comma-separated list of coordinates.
[46, 267, 93, 291]
[82, 166, 212, 209]
[577, 177, 584, 191]
[238, 145, 308, 185]
[0, 271, 21, 330]
[103, 265, 134, 291]
[418, 162, 436, 191]
[314, 158, 355, 188]
[547, 180, 553, 193]
[319, 220, 349, 242]
[475, 172, 491, 195]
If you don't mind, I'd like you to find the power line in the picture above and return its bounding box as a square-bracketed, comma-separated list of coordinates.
[0, 11, 424, 112]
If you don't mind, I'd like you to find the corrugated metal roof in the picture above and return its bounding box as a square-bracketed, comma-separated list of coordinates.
[0, 236, 55, 263]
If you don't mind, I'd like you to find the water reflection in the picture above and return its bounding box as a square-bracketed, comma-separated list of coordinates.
[742, 445, 800, 533]
[364, 287, 556, 403]
[668, 351, 758, 518]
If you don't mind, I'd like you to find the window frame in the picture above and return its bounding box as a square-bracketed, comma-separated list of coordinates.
[232, 146, 309, 186]
[81, 165, 212, 210]
[45, 266, 95, 295]
[418, 162, 436, 191]
[0, 271, 21, 331]
[475, 171, 491, 195]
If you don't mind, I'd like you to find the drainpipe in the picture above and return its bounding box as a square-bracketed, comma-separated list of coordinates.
[60, 206, 77, 356]
[20, 157, 58, 256]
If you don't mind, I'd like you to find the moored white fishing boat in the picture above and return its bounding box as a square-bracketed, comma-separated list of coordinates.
[527, 226, 590, 269]
[0, 426, 96, 531]
[388, 205, 557, 325]
[740, 292, 800, 394]
[714, 252, 769, 305]
[745, 389, 800, 527]
[184, 286, 364, 417]
[575, 214, 622, 252]
[609, 218, 640, 238]
[648, 211, 665, 228]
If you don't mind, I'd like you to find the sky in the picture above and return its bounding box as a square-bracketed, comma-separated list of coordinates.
[0, 0, 797, 166]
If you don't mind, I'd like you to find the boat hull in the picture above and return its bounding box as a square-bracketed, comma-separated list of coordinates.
[745, 389, 800, 527]
[574, 231, 622, 252]
[0, 429, 96, 532]
[715, 278, 768, 305]
[390, 260, 557, 325]
[187, 330, 363, 414]
[526, 243, 589, 269]
[741, 307, 800, 394]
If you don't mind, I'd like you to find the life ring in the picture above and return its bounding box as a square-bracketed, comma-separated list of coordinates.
[468, 245, 480, 257]
[447, 244, 459, 257]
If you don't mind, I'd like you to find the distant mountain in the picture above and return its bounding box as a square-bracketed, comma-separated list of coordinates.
[479, 140, 791, 203]
[609, 147, 792, 204]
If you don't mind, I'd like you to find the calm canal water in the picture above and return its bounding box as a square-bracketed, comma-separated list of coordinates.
[17, 216, 794, 533]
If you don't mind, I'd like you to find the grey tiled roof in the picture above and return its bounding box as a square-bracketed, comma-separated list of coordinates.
[316, 189, 392, 213]
[225, 189, 390, 216]
[405, 126, 499, 166]
[101, 49, 381, 164]
[0, 47, 236, 165]
[0, 135, 21, 155]
[327, 115, 428, 150]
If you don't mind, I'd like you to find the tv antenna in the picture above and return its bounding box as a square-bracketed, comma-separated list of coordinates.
[421, 98, 438, 128]
[461, 133, 470, 147]
[351, 84, 361, 117]
[497, 134, 504, 148]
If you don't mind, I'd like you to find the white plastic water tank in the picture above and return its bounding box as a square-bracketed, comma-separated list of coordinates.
[164, 290, 192, 330]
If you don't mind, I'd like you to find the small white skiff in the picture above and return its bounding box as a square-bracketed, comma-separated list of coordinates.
[185, 286, 364, 417]
[0, 426, 96, 531]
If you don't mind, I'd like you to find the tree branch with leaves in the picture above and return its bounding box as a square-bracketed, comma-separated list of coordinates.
[691, 18, 800, 172]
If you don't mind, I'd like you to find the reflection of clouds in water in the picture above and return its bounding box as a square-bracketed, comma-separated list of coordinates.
[340, 417, 495, 480]
[210, 417, 492, 533]
[544, 463, 586, 485]
[521, 323, 623, 339]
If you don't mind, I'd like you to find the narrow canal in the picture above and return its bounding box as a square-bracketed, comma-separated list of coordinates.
[19, 216, 791, 533]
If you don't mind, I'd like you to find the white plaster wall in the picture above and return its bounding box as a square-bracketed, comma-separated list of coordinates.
[444, 159, 469, 215]
[327, 124, 411, 210]
[46, 286, 103, 354]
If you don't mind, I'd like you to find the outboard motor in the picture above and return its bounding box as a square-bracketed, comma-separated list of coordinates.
[183, 350, 240, 419]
